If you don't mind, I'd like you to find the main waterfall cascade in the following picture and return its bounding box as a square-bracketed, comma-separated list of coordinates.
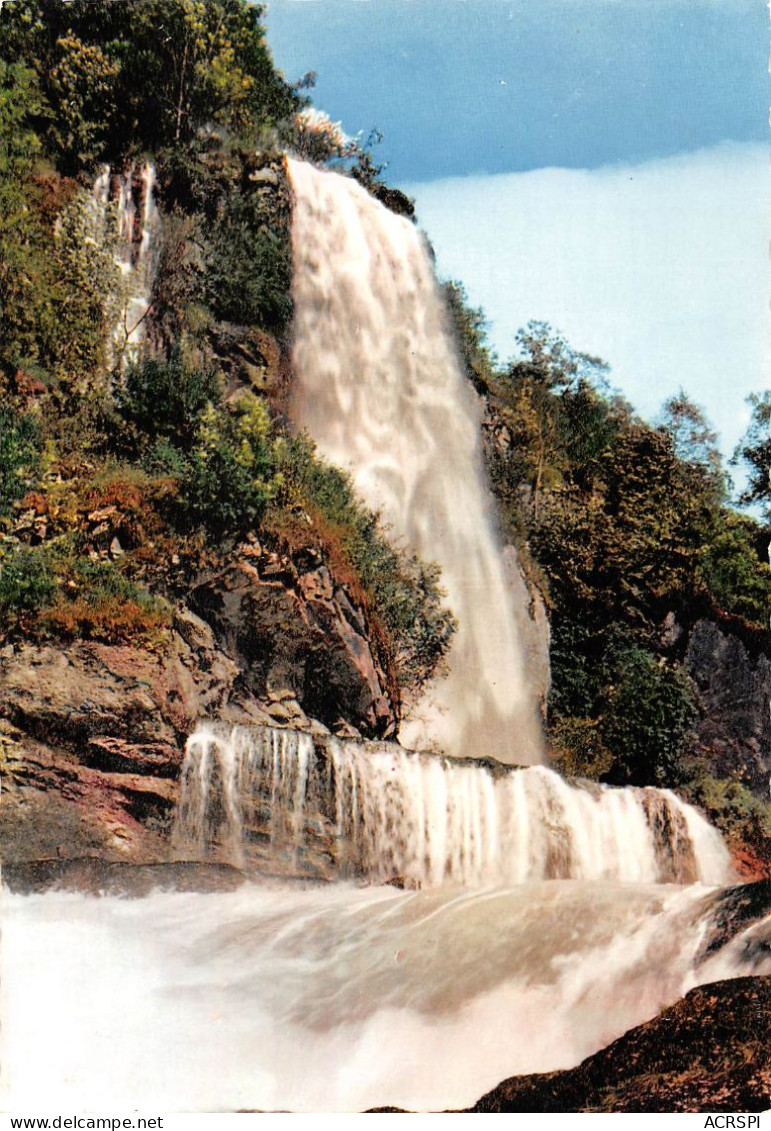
[288, 158, 543, 765]
[3, 162, 771, 1116]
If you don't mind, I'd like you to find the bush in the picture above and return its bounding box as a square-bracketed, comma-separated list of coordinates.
[40, 556, 168, 644]
[683, 773, 771, 867]
[205, 195, 293, 334]
[601, 647, 696, 787]
[182, 392, 282, 538]
[0, 407, 41, 514]
[0, 544, 55, 620]
[117, 350, 220, 452]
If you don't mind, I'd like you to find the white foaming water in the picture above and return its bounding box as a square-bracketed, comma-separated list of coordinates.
[288, 158, 542, 765]
[2, 881, 769, 1112]
[92, 162, 160, 362]
[173, 724, 733, 887]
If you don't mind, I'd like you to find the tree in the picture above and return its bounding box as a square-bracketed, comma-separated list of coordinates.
[734, 391, 771, 519]
[496, 322, 611, 519]
[658, 389, 726, 502]
[0, 0, 299, 170]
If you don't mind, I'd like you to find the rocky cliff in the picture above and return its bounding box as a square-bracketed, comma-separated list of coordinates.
[686, 617, 771, 798]
[0, 540, 396, 865]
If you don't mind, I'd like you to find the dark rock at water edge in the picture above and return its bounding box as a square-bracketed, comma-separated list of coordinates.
[468, 977, 771, 1113]
[2, 857, 249, 898]
[0, 542, 395, 867]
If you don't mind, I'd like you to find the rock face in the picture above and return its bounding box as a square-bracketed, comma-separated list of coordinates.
[469, 976, 771, 1113]
[188, 554, 394, 738]
[0, 547, 395, 866]
[686, 618, 771, 797]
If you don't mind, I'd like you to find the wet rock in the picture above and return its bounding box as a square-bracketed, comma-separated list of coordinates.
[2, 858, 248, 897]
[468, 977, 771, 1113]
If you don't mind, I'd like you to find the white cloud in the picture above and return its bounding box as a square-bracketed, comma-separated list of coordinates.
[404, 142, 770, 467]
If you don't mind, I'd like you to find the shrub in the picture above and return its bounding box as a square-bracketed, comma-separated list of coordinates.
[116, 350, 220, 452]
[601, 647, 696, 787]
[182, 392, 282, 538]
[549, 716, 615, 781]
[0, 407, 41, 514]
[0, 544, 55, 621]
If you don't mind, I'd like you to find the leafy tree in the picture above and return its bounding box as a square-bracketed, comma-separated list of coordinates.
[600, 646, 696, 787]
[735, 391, 771, 519]
[273, 433, 456, 695]
[204, 193, 293, 332]
[50, 186, 122, 379]
[0, 544, 54, 618]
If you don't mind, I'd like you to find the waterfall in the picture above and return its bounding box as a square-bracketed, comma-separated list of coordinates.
[4, 881, 768, 1111]
[172, 723, 733, 887]
[92, 162, 160, 363]
[288, 158, 542, 765]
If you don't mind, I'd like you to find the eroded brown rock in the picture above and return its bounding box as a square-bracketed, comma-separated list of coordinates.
[0, 544, 395, 865]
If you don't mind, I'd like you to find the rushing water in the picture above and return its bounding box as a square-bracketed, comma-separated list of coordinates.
[288, 158, 542, 765]
[173, 724, 733, 887]
[2, 880, 769, 1112]
[92, 162, 160, 363]
[2, 165, 767, 1115]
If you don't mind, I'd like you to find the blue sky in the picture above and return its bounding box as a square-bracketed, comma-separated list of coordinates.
[264, 0, 769, 476]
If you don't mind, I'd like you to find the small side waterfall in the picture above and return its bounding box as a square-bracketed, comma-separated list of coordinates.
[288, 158, 542, 765]
[172, 724, 733, 887]
[92, 162, 160, 362]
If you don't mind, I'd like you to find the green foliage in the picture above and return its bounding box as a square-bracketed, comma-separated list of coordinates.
[117, 351, 220, 451]
[182, 392, 282, 537]
[0, 539, 169, 644]
[734, 390, 771, 519]
[0, 61, 60, 369]
[0, 544, 55, 617]
[550, 716, 615, 781]
[204, 195, 292, 332]
[683, 772, 771, 862]
[0, 0, 299, 171]
[600, 647, 696, 787]
[49, 186, 122, 378]
[698, 510, 771, 624]
[489, 322, 619, 521]
[0, 407, 40, 514]
[658, 389, 726, 497]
